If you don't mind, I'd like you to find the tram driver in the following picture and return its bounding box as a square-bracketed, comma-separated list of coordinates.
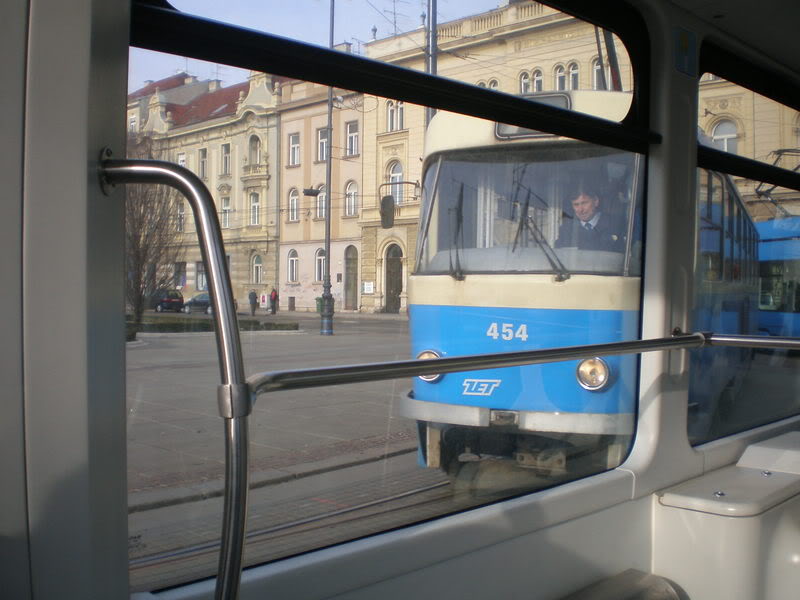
[555, 186, 626, 252]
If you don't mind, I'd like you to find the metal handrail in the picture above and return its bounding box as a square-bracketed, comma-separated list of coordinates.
[248, 331, 800, 396]
[100, 154, 250, 600]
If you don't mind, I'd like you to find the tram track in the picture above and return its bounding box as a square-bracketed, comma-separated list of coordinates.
[129, 479, 451, 575]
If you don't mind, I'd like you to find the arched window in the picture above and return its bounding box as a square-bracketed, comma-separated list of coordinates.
[287, 249, 298, 283]
[532, 69, 543, 92]
[315, 248, 326, 282]
[249, 192, 260, 225]
[316, 185, 327, 219]
[388, 161, 404, 205]
[488, 79, 499, 90]
[592, 58, 605, 90]
[712, 120, 738, 154]
[554, 65, 566, 91]
[288, 188, 299, 222]
[519, 72, 530, 94]
[345, 181, 358, 216]
[387, 100, 404, 131]
[248, 135, 261, 164]
[396, 101, 404, 129]
[252, 255, 263, 284]
[568, 62, 579, 90]
[476, 81, 487, 88]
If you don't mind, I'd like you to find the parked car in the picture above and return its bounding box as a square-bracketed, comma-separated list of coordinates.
[151, 289, 184, 313]
[183, 292, 212, 314]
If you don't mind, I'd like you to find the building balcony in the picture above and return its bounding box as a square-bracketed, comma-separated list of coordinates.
[241, 162, 270, 183]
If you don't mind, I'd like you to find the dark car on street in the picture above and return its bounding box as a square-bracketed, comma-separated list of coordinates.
[151, 289, 184, 312]
[183, 292, 212, 314]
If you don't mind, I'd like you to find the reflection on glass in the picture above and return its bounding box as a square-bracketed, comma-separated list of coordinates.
[689, 170, 800, 445]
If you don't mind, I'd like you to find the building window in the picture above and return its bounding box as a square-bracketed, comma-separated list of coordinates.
[221, 143, 231, 175]
[177, 152, 186, 167]
[288, 133, 300, 166]
[488, 79, 499, 90]
[176, 201, 185, 232]
[249, 135, 261, 164]
[221, 196, 231, 228]
[288, 188, 299, 222]
[555, 65, 566, 91]
[345, 121, 359, 156]
[316, 185, 327, 219]
[198, 148, 207, 178]
[592, 58, 604, 90]
[315, 248, 326, 282]
[252, 255, 263, 284]
[532, 69, 543, 92]
[249, 192, 260, 225]
[173, 262, 186, 289]
[345, 181, 358, 216]
[712, 119, 739, 154]
[196, 261, 207, 291]
[128, 115, 137, 132]
[288, 249, 299, 283]
[519, 71, 530, 94]
[388, 161, 403, 205]
[568, 62, 579, 90]
[387, 100, 404, 131]
[317, 127, 328, 161]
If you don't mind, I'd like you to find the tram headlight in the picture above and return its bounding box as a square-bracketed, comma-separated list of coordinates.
[576, 357, 610, 391]
[416, 350, 442, 383]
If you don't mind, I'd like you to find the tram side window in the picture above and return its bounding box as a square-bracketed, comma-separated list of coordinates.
[689, 172, 800, 445]
[698, 170, 723, 281]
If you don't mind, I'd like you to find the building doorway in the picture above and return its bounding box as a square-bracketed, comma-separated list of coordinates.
[385, 244, 403, 313]
[344, 245, 358, 310]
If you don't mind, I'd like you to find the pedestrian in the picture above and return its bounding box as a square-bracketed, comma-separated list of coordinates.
[269, 287, 278, 315]
[248, 289, 258, 316]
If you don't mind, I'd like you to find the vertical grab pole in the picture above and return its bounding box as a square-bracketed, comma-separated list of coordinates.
[100, 154, 252, 600]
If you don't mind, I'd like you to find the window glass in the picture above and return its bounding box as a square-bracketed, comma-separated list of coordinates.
[689, 169, 800, 445]
[126, 6, 641, 590]
[131, 2, 633, 121]
[699, 73, 800, 166]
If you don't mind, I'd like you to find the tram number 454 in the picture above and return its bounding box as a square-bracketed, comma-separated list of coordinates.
[486, 322, 528, 341]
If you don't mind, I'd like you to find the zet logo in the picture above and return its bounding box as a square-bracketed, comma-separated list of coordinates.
[462, 379, 501, 396]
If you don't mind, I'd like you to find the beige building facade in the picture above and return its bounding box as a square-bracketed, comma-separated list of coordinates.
[127, 71, 281, 308]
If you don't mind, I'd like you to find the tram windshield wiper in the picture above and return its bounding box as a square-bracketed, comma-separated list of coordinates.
[512, 189, 571, 281]
[448, 183, 465, 280]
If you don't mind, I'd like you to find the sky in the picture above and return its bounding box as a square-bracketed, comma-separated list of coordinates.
[128, 0, 503, 91]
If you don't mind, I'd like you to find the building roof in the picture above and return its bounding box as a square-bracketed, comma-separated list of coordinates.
[129, 72, 192, 100]
[170, 81, 250, 127]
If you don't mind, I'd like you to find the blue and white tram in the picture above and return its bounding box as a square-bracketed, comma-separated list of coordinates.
[757, 216, 800, 337]
[402, 92, 645, 475]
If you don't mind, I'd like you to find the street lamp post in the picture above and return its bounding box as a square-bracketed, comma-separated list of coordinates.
[320, 0, 335, 335]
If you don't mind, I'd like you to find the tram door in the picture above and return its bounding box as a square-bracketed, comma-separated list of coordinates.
[344, 245, 358, 310]
[385, 244, 403, 313]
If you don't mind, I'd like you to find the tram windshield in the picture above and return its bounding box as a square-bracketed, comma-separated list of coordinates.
[416, 144, 643, 277]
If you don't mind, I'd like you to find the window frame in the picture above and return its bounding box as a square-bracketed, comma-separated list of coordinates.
[249, 191, 260, 226]
[288, 249, 299, 283]
[317, 127, 328, 162]
[345, 120, 359, 156]
[221, 142, 231, 175]
[221, 195, 231, 228]
[345, 181, 358, 216]
[288, 132, 300, 166]
[315, 248, 326, 282]
[288, 188, 299, 222]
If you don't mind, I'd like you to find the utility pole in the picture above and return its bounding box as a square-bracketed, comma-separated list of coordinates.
[425, 0, 438, 126]
[321, 0, 335, 335]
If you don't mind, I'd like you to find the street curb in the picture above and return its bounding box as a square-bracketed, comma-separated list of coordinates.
[128, 444, 417, 514]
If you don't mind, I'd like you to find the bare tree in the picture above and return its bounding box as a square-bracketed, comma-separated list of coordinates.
[125, 135, 186, 326]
